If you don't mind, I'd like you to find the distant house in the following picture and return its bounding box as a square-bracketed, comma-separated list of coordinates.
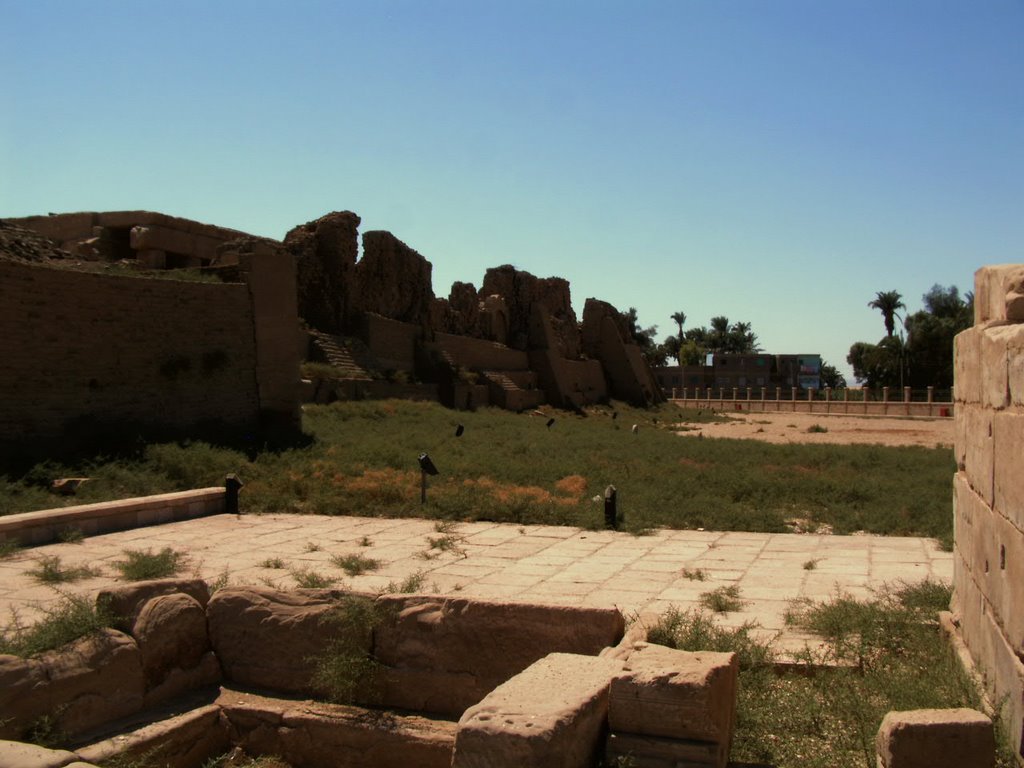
[655, 353, 821, 394]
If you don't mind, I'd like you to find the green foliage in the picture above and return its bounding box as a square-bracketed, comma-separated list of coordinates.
[260, 557, 286, 569]
[1, 400, 956, 544]
[699, 584, 746, 613]
[112, 547, 186, 580]
[57, 526, 85, 543]
[646, 606, 776, 670]
[806, 424, 828, 434]
[385, 571, 426, 593]
[27, 555, 101, 584]
[0, 593, 114, 657]
[0, 539, 22, 559]
[290, 567, 337, 589]
[310, 595, 386, 704]
[331, 553, 381, 576]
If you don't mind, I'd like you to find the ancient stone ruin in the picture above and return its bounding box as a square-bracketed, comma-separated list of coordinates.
[1, 209, 664, 461]
[0, 579, 739, 768]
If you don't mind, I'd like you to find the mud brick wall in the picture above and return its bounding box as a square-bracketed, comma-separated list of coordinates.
[0, 261, 260, 455]
[952, 264, 1024, 764]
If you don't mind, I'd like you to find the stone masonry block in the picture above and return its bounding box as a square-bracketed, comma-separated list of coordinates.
[954, 327, 983, 405]
[974, 264, 1024, 325]
[608, 643, 738, 747]
[876, 708, 994, 768]
[130, 224, 195, 256]
[953, 473, 976, 576]
[0, 740, 81, 768]
[963, 406, 995, 506]
[452, 653, 625, 768]
[1008, 325, 1024, 406]
[994, 410, 1024, 532]
[981, 326, 1015, 409]
[954, 406, 968, 470]
[954, 570, 1024, 760]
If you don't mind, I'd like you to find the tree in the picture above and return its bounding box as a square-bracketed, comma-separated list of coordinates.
[847, 336, 907, 389]
[868, 291, 906, 337]
[670, 311, 687, 337]
[819, 362, 847, 389]
[903, 285, 972, 389]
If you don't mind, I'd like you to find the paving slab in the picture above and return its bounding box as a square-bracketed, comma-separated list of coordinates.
[0, 513, 952, 658]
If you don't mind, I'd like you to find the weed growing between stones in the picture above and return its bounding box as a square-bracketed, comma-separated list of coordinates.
[310, 595, 385, 704]
[0, 593, 114, 657]
[681, 567, 708, 581]
[290, 567, 337, 589]
[112, 547, 186, 580]
[0, 539, 20, 559]
[57, 526, 84, 543]
[699, 585, 746, 613]
[331, 553, 381, 576]
[806, 423, 829, 433]
[26, 555, 101, 584]
[802, 558, 820, 570]
[259, 557, 286, 569]
[383, 571, 426, 593]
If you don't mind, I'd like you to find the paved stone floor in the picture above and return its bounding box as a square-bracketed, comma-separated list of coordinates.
[0, 514, 952, 656]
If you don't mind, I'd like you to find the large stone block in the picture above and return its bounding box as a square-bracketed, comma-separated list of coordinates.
[133, 593, 213, 689]
[1008, 325, 1024, 407]
[974, 265, 1024, 325]
[981, 326, 1015, 409]
[994, 410, 1024, 532]
[129, 224, 195, 256]
[207, 587, 366, 695]
[963, 406, 994, 506]
[452, 653, 625, 768]
[954, 327, 983, 405]
[608, 643, 738, 748]
[0, 740, 80, 768]
[876, 708, 994, 768]
[373, 596, 625, 715]
[953, 570, 1024, 759]
[97, 578, 211, 630]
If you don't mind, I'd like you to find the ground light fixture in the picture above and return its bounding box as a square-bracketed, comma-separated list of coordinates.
[418, 453, 439, 504]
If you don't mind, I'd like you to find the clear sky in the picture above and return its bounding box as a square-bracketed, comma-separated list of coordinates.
[2, 1, 1022, 381]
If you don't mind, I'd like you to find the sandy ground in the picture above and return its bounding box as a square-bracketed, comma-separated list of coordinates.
[677, 410, 954, 448]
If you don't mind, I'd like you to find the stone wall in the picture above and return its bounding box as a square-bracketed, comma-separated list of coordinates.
[0, 249, 300, 460]
[952, 264, 1024, 764]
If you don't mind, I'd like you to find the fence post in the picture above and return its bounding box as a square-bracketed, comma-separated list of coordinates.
[671, 387, 677, 399]
[791, 387, 798, 411]
[825, 386, 831, 414]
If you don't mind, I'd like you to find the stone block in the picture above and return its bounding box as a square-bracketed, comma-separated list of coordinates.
[953, 569, 1024, 759]
[129, 224, 194, 256]
[974, 264, 1024, 325]
[954, 406, 967, 470]
[953, 473, 975, 575]
[963, 406, 994, 506]
[133, 593, 212, 689]
[135, 249, 166, 269]
[981, 326, 1015, 409]
[994, 410, 1024, 532]
[207, 587, 366, 695]
[876, 708, 994, 768]
[452, 653, 625, 768]
[0, 740, 80, 768]
[608, 643, 738, 747]
[1008, 325, 1024, 407]
[954, 327, 983, 405]
[604, 732, 724, 767]
[96, 578, 210, 630]
[374, 596, 625, 715]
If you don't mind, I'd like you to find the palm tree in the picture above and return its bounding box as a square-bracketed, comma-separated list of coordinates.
[868, 291, 906, 337]
[670, 311, 687, 337]
[709, 316, 730, 352]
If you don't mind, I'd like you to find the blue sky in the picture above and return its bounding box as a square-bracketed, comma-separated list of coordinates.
[2, 1, 1022, 381]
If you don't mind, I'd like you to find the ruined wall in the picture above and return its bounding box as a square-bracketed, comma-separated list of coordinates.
[284, 211, 361, 335]
[363, 314, 420, 372]
[356, 231, 435, 327]
[581, 299, 665, 406]
[952, 264, 1024, 764]
[433, 333, 530, 372]
[481, 266, 580, 357]
[0, 246, 301, 459]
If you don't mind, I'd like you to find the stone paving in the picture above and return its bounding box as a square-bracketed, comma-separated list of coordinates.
[0, 513, 952, 657]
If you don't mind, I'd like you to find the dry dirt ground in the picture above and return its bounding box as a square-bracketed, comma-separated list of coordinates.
[679, 410, 954, 448]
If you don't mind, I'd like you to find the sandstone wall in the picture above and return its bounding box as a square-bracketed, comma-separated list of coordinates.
[363, 314, 420, 372]
[0, 250, 300, 459]
[434, 333, 530, 372]
[952, 264, 1024, 764]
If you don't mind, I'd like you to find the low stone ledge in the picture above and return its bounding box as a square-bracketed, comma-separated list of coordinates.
[876, 708, 995, 768]
[0, 488, 224, 546]
[0, 740, 84, 768]
[452, 652, 625, 768]
[604, 732, 724, 768]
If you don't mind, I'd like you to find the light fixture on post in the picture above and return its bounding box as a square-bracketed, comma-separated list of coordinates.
[418, 453, 439, 504]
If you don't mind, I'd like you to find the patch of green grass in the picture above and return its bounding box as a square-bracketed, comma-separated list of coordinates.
[649, 583, 1017, 768]
[0, 400, 956, 543]
[26, 555, 101, 584]
[260, 557, 286, 569]
[699, 584, 746, 613]
[803, 558, 820, 570]
[57, 526, 84, 543]
[303, 541, 323, 553]
[0, 539, 20, 559]
[681, 567, 708, 581]
[807, 423, 829, 433]
[112, 547, 186, 581]
[358, 536, 373, 547]
[0, 593, 114, 657]
[291, 567, 337, 589]
[331, 553, 381, 576]
[384, 571, 426, 593]
[310, 595, 385, 704]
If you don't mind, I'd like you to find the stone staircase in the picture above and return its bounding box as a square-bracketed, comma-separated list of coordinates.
[309, 330, 374, 380]
[481, 370, 545, 411]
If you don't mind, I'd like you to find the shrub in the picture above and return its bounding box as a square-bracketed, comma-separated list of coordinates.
[331, 553, 381, 576]
[0, 594, 114, 657]
[112, 548, 186, 580]
[27, 556, 101, 584]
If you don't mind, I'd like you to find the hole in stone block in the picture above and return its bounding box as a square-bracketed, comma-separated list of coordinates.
[985, 559, 989, 573]
[1000, 545, 1006, 570]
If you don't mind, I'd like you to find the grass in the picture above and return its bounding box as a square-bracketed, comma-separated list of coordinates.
[112, 547, 186, 580]
[26, 555, 101, 584]
[803, 558, 820, 570]
[331, 553, 381, 576]
[0, 400, 956, 545]
[681, 567, 708, 581]
[0, 539, 20, 559]
[699, 584, 746, 613]
[310, 595, 385, 704]
[648, 581, 1017, 768]
[291, 567, 337, 588]
[385, 571, 426, 593]
[259, 557, 286, 569]
[807, 423, 829, 433]
[0, 593, 114, 657]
